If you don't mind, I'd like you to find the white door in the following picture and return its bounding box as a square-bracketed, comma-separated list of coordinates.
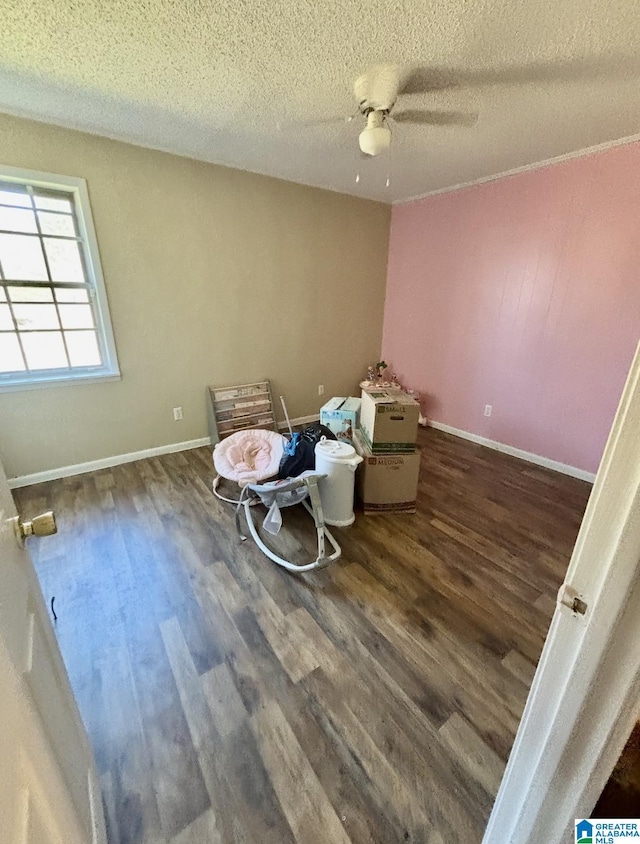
[0, 457, 106, 844]
[484, 338, 640, 844]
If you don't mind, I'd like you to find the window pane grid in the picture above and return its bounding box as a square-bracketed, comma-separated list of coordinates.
[1, 286, 27, 371]
[2, 280, 91, 289]
[26, 186, 74, 369]
[0, 230, 81, 242]
[0, 201, 72, 214]
[0, 180, 103, 375]
[0, 326, 98, 332]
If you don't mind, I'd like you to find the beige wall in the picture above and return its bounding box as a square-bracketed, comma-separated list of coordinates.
[0, 114, 390, 478]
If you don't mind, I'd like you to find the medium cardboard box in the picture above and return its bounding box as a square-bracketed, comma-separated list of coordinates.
[359, 387, 419, 453]
[353, 430, 420, 514]
[320, 397, 360, 444]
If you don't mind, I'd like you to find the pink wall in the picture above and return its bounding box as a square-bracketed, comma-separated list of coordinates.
[382, 143, 640, 474]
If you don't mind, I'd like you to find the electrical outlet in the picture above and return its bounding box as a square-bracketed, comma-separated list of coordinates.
[173, 406, 183, 421]
[484, 404, 492, 417]
[318, 385, 325, 396]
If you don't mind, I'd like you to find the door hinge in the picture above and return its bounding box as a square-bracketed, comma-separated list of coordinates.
[558, 584, 588, 616]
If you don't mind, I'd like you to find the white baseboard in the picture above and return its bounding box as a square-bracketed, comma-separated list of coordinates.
[7, 437, 212, 489]
[428, 420, 596, 483]
[7, 414, 322, 489]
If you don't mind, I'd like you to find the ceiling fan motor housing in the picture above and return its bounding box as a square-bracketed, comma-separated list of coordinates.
[354, 65, 400, 112]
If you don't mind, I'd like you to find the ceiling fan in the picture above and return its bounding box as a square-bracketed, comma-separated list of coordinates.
[293, 55, 638, 159]
[349, 63, 477, 156]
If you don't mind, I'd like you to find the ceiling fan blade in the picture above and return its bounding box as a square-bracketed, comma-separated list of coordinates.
[466, 55, 640, 87]
[392, 109, 478, 127]
[398, 55, 640, 96]
[279, 115, 353, 131]
[398, 66, 459, 95]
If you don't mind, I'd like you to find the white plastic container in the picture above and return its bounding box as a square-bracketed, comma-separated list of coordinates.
[314, 438, 363, 527]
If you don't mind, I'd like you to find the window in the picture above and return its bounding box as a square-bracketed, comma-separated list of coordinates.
[0, 166, 119, 391]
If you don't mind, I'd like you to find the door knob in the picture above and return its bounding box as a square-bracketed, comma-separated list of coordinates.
[12, 511, 57, 545]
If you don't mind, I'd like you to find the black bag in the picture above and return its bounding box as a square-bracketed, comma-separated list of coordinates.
[277, 423, 337, 479]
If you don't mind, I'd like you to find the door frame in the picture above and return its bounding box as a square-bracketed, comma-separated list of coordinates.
[0, 458, 106, 844]
[483, 339, 640, 842]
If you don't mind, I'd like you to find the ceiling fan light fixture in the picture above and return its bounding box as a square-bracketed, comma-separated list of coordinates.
[359, 126, 391, 155]
[359, 111, 391, 156]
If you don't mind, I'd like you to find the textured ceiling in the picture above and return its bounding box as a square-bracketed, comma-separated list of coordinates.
[1, 0, 640, 202]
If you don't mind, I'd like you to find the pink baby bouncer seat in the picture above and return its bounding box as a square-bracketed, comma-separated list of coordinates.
[212, 428, 285, 503]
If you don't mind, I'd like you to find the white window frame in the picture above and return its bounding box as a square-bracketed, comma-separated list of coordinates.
[0, 165, 120, 392]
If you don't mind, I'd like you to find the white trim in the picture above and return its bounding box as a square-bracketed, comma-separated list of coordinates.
[394, 132, 640, 205]
[0, 164, 120, 391]
[73, 170, 120, 376]
[428, 419, 596, 483]
[0, 163, 88, 193]
[7, 437, 211, 488]
[483, 338, 640, 844]
[0, 372, 121, 393]
[7, 414, 320, 487]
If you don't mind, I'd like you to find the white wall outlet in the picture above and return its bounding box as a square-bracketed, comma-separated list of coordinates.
[318, 385, 325, 396]
[484, 404, 492, 417]
[173, 406, 183, 421]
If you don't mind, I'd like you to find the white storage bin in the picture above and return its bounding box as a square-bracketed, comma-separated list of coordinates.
[314, 438, 363, 527]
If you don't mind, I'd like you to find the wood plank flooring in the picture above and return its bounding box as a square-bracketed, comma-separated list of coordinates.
[13, 427, 592, 844]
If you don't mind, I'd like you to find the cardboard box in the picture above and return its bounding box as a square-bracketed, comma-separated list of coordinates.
[359, 387, 419, 453]
[320, 397, 360, 444]
[353, 430, 420, 514]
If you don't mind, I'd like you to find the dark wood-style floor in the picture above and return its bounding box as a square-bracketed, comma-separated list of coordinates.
[14, 427, 591, 844]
